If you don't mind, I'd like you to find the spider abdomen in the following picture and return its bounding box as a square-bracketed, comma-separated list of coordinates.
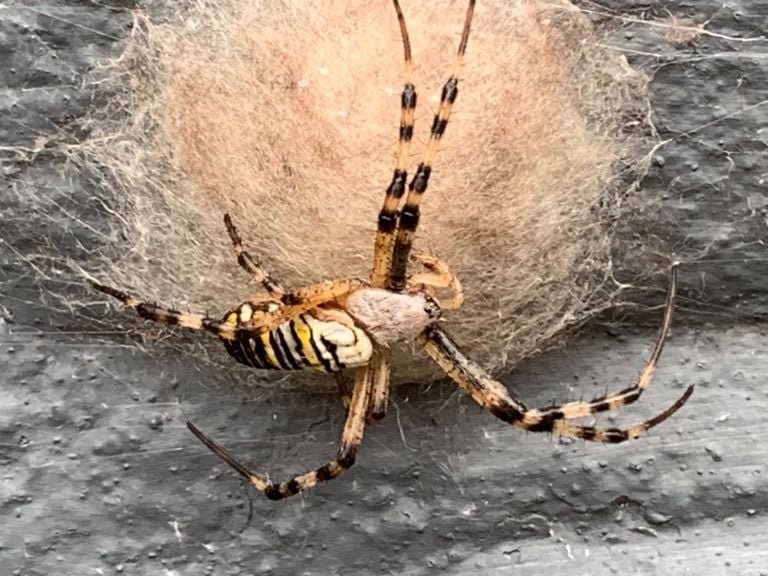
[221, 309, 373, 372]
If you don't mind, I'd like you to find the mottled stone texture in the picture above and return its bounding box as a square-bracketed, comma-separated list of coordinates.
[1, 2, 767, 575]
[607, 0, 768, 324]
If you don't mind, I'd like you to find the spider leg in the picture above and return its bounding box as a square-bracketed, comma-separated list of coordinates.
[417, 267, 693, 443]
[252, 278, 367, 333]
[420, 324, 692, 443]
[332, 342, 389, 421]
[334, 372, 353, 410]
[367, 347, 391, 421]
[388, 0, 476, 292]
[527, 265, 679, 421]
[90, 280, 318, 343]
[371, 0, 417, 288]
[407, 252, 464, 310]
[93, 278, 371, 374]
[90, 281, 238, 339]
[187, 366, 374, 500]
[224, 213, 285, 296]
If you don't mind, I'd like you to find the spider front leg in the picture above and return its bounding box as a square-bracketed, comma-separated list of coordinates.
[187, 366, 374, 500]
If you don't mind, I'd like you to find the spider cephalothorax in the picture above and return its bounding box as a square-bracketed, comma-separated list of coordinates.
[92, 0, 692, 500]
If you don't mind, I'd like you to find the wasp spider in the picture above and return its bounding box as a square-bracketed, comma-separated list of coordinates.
[92, 0, 693, 500]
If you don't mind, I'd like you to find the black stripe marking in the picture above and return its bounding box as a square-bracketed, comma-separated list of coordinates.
[276, 326, 302, 369]
[616, 384, 644, 397]
[377, 210, 398, 233]
[305, 316, 335, 372]
[90, 282, 129, 302]
[427, 326, 484, 393]
[489, 403, 524, 425]
[402, 83, 416, 108]
[289, 320, 311, 367]
[239, 338, 263, 368]
[223, 339, 250, 366]
[236, 253, 250, 272]
[386, 169, 408, 198]
[136, 303, 180, 325]
[200, 318, 216, 333]
[280, 292, 301, 306]
[399, 124, 414, 141]
[441, 77, 459, 104]
[320, 335, 345, 370]
[337, 446, 357, 469]
[265, 486, 282, 500]
[604, 429, 629, 443]
[524, 412, 563, 433]
[431, 117, 448, 138]
[409, 163, 431, 193]
[268, 330, 292, 370]
[399, 206, 419, 231]
[589, 399, 613, 413]
[591, 389, 640, 413]
[248, 335, 273, 369]
[315, 464, 334, 482]
[286, 479, 300, 495]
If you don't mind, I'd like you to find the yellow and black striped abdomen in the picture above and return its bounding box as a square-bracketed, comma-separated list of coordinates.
[221, 307, 373, 372]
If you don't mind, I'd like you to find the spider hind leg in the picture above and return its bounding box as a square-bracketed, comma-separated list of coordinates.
[418, 265, 692, 443]
[521, 264, 680, 423]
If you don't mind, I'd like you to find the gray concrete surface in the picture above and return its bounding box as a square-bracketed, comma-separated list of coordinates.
[2, 326, 766, 575]
[1, 1, 767, 575]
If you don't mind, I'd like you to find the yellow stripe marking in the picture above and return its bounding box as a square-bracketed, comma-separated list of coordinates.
[292, 316, 321, 367]
[259, 330, 281, 368]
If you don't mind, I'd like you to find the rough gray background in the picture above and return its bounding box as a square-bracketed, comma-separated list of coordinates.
[1, 1, 767, 575]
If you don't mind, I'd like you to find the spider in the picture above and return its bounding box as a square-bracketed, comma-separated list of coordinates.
[91, 0, 693, 500]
